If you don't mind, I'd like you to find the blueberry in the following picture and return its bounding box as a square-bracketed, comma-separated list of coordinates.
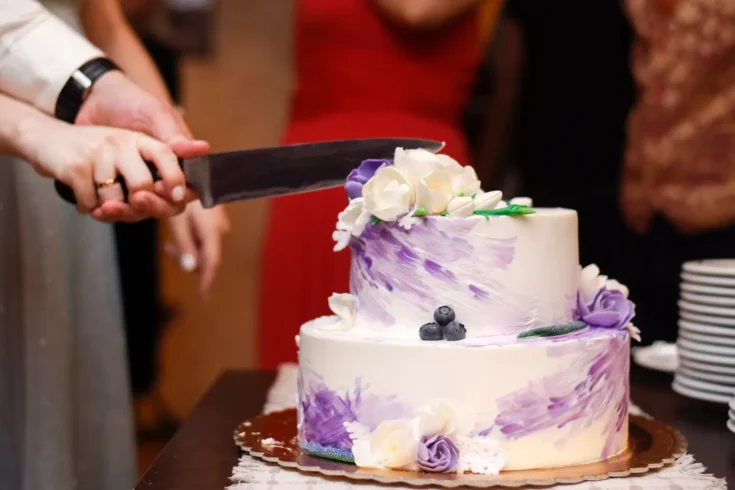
[445, 321, 466, 341]
[419, 323, 444, 341]
[433, 306, 456, 326]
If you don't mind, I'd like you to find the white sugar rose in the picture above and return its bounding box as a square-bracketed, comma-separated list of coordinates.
[451, 165, 482, 197]
[418, 402, 458, 438]
[474, 190, 503, 211]
[393, 147, 441, 191]
[437, 154, 464, 179]
[415, 169, 453, 214]
[332, 197, 372, 251]
[368, 419, 419, 469]
[579, 264, 630, 299]
[446, 196, 475, 217]
[321, 293, 356, 330]
[362, 166, 413, 221]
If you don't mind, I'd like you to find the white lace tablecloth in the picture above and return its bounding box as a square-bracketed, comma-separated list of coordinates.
[228, 364, 727, 490]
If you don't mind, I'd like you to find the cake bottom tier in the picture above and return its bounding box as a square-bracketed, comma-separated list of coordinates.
[297, 321, 630, 473]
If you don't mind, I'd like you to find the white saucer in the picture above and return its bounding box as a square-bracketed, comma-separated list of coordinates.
[681, 291, 735, 307]
[677, 347, 735, 366]
[672, 380, 731, 403]
[632, 342, 678, 372]
[679, 299, 735, 317]
[678, 365, 735, 385]
[674, 373, 735, 395]
[683, 259, 735, 277]
[678, 319, 735, 337]
[679, 310, 735, 327]
[681, 272, 735, 287]
[728, 419, 735, 434]
[679, 357, 735, 375]
[681, 282, 735, 297]
[677, 337, 735, 356]
[729, 399, 735, 411]
[679, 329, 735, 346]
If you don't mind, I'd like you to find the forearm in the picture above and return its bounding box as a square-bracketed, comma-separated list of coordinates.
[0, 0, 103, 113]
[0, 94, 58, 162]
[79, 0, 172, 103]
[371, 0, 485, 28]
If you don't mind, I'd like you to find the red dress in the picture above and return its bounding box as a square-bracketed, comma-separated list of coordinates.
[258, 0, 483, 368]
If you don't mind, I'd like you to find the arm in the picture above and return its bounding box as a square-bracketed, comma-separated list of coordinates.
[78, 0, 172, 103]
[371, 0, 486, 29]
[0, 0, 103, 113]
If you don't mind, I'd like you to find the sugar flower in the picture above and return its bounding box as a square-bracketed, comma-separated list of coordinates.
[332, 197, 371, 251]
[474, 190, 503, 211]
[362, 166, 412, 221]
[446, 196, 475, 217]
[345, 159, 390, 200]
[393, 147, 441, 192]
[575, 288, 635, 331]
[415, 169, 453, 214]
[347, 419, 419, 470]
[317, 293, 356, 331]
[417, 435, 459, 473]
[579, 264, 629, 300]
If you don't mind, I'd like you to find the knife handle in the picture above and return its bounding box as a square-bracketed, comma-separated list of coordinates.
[54, 159, 173, 205]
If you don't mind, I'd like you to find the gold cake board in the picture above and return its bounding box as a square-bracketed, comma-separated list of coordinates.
[234, 409, 687, 488]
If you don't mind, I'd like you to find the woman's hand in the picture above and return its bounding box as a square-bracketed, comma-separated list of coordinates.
[164, 202, 231, 297]
[18, 119, 198, 222]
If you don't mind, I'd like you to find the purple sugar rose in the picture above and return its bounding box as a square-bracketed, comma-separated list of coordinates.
[417, 435, 459, 473]
[574, 288, 635, 331]
[345, 159, 390, 200]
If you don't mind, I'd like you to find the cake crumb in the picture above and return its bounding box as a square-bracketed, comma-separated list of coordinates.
[261, 437, 281, 446]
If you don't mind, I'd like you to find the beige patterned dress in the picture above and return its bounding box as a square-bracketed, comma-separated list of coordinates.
[0, 3, 136, 490]
[623, 0, 735, 233]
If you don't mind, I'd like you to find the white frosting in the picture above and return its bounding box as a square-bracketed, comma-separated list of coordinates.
[298, 322, 630, 471]
[349, 209, 579, 338]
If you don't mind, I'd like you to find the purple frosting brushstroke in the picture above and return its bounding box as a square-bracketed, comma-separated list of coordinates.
[489, 331, 629, 458]
[298, 369, 412, 449]
[350, 220, 533, 332]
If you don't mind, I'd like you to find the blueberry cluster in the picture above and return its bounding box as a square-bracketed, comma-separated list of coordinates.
[419, 306, 466, 341]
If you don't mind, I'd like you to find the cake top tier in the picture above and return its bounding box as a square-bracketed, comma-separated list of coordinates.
[319, 147, 640, 345]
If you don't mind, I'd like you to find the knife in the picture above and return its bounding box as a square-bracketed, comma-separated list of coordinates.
[54, 137, 444, 208]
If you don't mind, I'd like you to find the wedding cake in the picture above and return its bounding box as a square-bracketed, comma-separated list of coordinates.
[296, 148, 638, 474]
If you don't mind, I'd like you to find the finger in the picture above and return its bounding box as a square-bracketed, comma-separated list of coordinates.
[137, 136, 188, 203]
[115, 142, 155, 194]
[169, 137, 210, 159]
[194, 214, 222, 297]
[168, 213, 199, 273]
[92, 201, 147, 223]
[64, 163, 97, 213]
[163, 240, 180, 259]
[217, 207, 232, 234]
[153, 180, 196, 204]
[129, 190, 186, 219]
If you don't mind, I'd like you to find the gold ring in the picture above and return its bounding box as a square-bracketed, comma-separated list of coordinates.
[96, 179, 117, 189]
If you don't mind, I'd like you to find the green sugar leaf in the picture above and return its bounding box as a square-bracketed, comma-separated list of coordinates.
[440, 211, 449, 217]
[473, 204, 537, 218]
[518, 321, 588, 339]
[458, 192, 465, 197]
[471, 193, 478, 199]
[370, 216, 381, 226]
[414, 207, 428, 217]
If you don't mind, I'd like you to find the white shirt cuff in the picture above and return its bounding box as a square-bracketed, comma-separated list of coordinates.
[0, 7, 103, 115]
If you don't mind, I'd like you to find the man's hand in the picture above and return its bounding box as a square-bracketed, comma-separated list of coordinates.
[76, 70, 210, 220]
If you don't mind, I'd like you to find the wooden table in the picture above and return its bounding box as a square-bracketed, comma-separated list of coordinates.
[135, 366, 734, 489]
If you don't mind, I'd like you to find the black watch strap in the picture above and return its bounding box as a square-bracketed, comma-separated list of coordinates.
[54, 57, 121, 123]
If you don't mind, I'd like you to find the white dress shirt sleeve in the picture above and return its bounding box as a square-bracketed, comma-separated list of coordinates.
[0, 0, 103, 115]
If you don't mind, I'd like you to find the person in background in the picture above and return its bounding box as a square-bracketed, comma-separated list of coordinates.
[102, 0, 189, 436]
[0, 2, 226, 489]
[619, 0, 735, 343]
[258, 0, 501, 368]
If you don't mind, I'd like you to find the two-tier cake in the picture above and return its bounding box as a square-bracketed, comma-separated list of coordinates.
[296, 148, 639, 474]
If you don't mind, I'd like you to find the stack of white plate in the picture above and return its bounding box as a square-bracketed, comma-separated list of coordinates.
[674, 259, 735, 404]
[729, 398, 735, 433]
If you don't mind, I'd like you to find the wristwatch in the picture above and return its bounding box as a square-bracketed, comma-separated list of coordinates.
[54, 57, 121, 123]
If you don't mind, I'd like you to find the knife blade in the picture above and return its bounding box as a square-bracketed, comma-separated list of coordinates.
[54, 137, 444, 208]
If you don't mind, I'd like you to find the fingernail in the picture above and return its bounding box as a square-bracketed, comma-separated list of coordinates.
[180, 254, 197, 272]
[172, 186, 185, 202]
